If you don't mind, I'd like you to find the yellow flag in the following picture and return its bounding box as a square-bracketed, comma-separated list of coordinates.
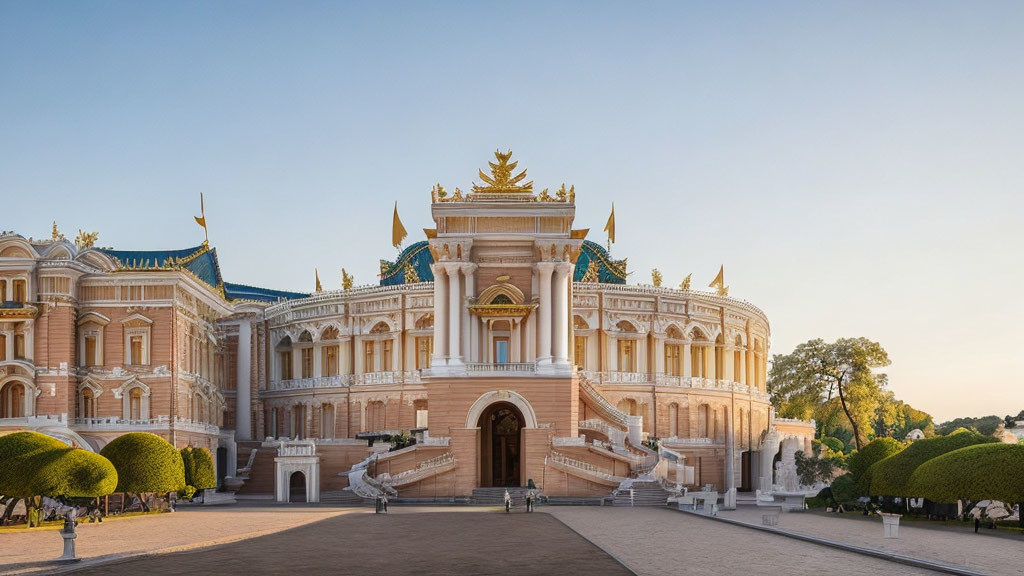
[194, 193, 208, 244]
[315, 268, 323, 292]
[708, 265, 728, 295]
[392, 201, 408, 248]
[603, 203, 616, 244]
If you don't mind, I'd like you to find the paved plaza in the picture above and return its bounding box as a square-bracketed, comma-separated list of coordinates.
[2, 504, 1020, 575]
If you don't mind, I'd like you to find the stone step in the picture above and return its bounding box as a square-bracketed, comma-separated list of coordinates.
[320, 490, 373, 506]
[470, 487, 534, 505]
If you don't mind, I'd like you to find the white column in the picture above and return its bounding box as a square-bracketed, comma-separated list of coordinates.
[447, 263, 462, 365]
[511, 319, 521, 362]
[682, 342, 692, 377]
[431, 264, 448, 365]
[552, 262, 572, 365]
[655, 337, 665, 374]
[461, 263, 476, 362]
[236, 321, 252, 441]
[536, 262, 554, 364]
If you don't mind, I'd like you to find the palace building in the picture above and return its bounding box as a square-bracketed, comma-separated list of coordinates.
[0, 151, 813, 502]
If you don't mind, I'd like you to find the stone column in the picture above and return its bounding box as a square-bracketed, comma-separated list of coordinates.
[461, 263, 476, 362]
[682, 342, 692, 378]
[447, 263, 462, 365]
[236, 321, 252, 440]
[535, 262, 555, 364]
[725, 404, 735, 492]
[431, 264, 448, 365]
[654, 336, 665, 374]
[552, 262, 572, 365]
[511, 319, 521, 362]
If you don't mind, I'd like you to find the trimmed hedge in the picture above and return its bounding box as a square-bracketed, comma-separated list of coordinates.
[181, 446, 216, 491]
[868, 428, 998, 497]
[830, 473, 857, 503]
[848, 437, 904, 486]
[0, 431, 117, 498]
[907, 443, 1024, 504]
[100, 432, 185, 494]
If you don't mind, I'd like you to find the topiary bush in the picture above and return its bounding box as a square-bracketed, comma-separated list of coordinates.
[820, 436, 846, 455]
[100, 432, 185, 494]
[830, 473, 857, 503]
[867, 428, 998, 497]
[0, 430, 117, 498]
[847, 437, 904, 485]
[906, 443, 1024, 504]
[181, 446, 216, 491]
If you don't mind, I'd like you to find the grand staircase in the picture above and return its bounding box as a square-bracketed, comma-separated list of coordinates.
[320, 490, 373, 506]
[612, 481, 672, 507]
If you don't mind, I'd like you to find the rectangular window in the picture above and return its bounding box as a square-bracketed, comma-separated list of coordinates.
[85, 336, 98, 367]
[415, 337, 432, 369]
[322, 346, 339, 377]
[363, 341, 375, 373]
[494, 338, 509, 364]
[281, 351, 292, 380]
[12, 280, 26, 304]
[574, 336, 587, 369]
[301, 348, 313, 378]
[665, 344, 681, 376]
[0, 334, 6, 361]
[14, 334, 26, 359]
[130, 336, 143, 365]
[617, 340, 634, 372]
[382, 340, 393, 371]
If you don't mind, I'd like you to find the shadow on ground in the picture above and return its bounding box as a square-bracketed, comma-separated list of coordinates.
[66, 511, 633, 576]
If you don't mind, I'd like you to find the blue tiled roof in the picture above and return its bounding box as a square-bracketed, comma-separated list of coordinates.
[98, 244, 306, 303]
[224, 282, 308, 303]
[575, 240, 627, 284]
[380, 241, 434, 286]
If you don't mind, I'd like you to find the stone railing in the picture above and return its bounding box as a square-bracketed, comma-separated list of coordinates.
[389, 452, 456, 487]
[552, 436, 587, 447]
[578, 378, 639, 429]
[72, 416, 219, 434]
[268, 371, 422, 392]
[465, 362, 536, 374]
[585, 371, 771, 401]
[547, 452, 627, 485]
[661, 436, 715, 446]
[578, 418, 627, 446]
[573, 282, 769, 321]
[277, 439, 317, 457]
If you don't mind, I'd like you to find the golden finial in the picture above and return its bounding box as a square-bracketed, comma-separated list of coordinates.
[709, 265, 729, 296]
[74, 230, 98, 249]
[315, 268, 323, 292]
[581, 261, 599, 282]
[568, 185, 575, 203]
[392, 201, 408, 249]
[472, 150, 533, 193]
[652, 269, 663, 287]
[194, 193, 209, 246]
[341, 268, 354, 291]
[603, 203, 615, 248]
[555, 184, 568, 202]
[404, 262, 420, 283]
[537, 188, 552, 202]
[679, 273, 692, 291]
[51, 221, 63, 241]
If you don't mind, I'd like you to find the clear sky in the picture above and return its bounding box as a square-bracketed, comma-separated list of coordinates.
[2, 1, 1022, 422]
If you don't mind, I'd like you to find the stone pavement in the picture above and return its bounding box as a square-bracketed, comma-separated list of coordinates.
[717, 507, 1021, 576]
[0, 506, 352, 575]
[63, 508, 632, 576]
[547, 507, 942, 576]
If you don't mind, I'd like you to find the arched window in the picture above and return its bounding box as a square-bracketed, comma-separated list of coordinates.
[129, 388, 143, 420]
[82, 388, 96, 419]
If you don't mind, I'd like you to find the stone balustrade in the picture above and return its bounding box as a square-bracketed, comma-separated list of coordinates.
[72, 416, 219, 434]
[464, 362, 537, 374]
[268, 370, 422, 392]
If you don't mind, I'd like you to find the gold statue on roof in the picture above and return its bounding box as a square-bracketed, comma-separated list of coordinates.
[652, 269, 663, 287]
[581, 261, 599, 282]
[51, 221, 63, 241]
[404, 262, 420, 283]
[679, 273, 692, 291]
[75, 230, 98, 249]
[341, 268, 354, 291]
[472, 150, 533, 193]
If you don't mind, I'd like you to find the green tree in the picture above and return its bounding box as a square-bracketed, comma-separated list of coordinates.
[769, 338, 891, 450]
[100, 432, 185, 510]
[847, 437, 904, 487]
[180, 446, 216, 492]
[936, 415, 1003, 436]
[867, 428, 998, 497]
[873, 391, 934, 439]
[0, 431, 117, 522]
[907, 443, 1024, 504]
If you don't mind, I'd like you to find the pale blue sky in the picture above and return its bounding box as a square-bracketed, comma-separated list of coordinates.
[2, 1, 1022, 422]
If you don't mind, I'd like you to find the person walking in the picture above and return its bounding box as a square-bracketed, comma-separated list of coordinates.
[526, 489, 535, 512]
[504, 489, 512, 513]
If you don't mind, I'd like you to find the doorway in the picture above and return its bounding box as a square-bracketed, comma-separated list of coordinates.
[289, 471, 306, 503]
[478, 402, 524, 487]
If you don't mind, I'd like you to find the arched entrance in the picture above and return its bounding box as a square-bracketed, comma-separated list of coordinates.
[478, 402, 525, 488]
[0, 381, 26, 418]
[289, 471, 306, 503]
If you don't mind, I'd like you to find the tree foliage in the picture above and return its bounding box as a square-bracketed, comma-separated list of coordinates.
[0, 431, 117, 499]
[906, 443, 1024, 504]
[100, 432, 185, 494]
[873, 391, 934, 439]
[769, 338, 891, 450]
[936, 415, 1003, 436]
[181, 446, 216, 491]
[867, 428, 998, 497]
[847, 437, 904, 485]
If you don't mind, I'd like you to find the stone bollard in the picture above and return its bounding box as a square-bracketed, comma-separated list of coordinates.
[880, 513, 901, 539]
[59, 516, 77, 560]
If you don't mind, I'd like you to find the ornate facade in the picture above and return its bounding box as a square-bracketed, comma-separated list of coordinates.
[0, 151, 813, 498]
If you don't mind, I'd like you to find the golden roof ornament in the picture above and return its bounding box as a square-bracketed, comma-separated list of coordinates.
[679, 273, 692, 291]
[472, 150, 533, 194]
[341, 268, 354, 291]
[651, 269, 663, 287]
[315, 268, 323, 293]
[581, 261, 600, 282]
[392, 201, 408, 249]
[75, 230, 98, 249]
[404, 262, 420, 283]
[51, 221, 63, 241]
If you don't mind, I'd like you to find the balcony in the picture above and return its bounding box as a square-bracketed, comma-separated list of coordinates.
[579, 371, 771, 401]
[0, 301, 35, 319]
[72, 416, 219, 435]
[267, 371, 422, 392]
[464, 362, 537, 375]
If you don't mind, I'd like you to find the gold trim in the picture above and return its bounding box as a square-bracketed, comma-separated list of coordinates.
[468, 303, 538, 319]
